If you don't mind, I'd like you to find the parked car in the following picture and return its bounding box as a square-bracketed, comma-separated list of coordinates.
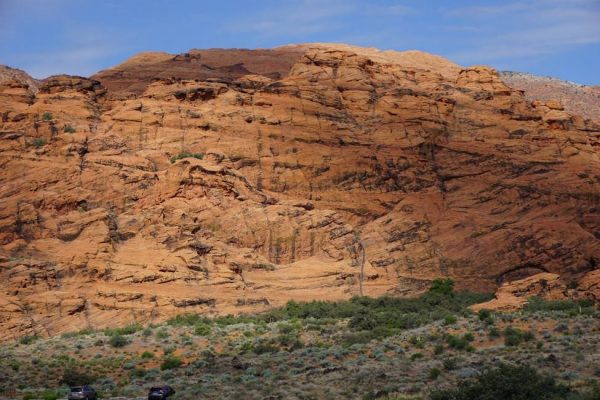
[148, 385, 175, 399]
[68, 386, 98, 400]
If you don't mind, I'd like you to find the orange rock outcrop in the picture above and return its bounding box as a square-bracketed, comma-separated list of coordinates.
[0, 44, 598, 339]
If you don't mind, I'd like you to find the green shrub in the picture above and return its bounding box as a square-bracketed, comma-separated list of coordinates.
[271, 290, 491, 340]
[349, 309, 378, 331]
[277, 322, 300, 334]
[33, 138, 47, 148]
[409, 335, 425, 348]
[239, 341, 255, 354]
[41, 391, 58, 400]
[277, 333, 303, 350]
[22, 394, 45, 400]
[253, 340, 278, 354]
[140, 351, 154, 359]
[129, 367, 146, 378]
[170, 151, 204, 163]
[61, 328, 94, 339]
[536, 341, 543, 349]
[103, 323, 141, 336]
[442, 358, 458, 371]
[525, 296, 594, 314]
[429, 279, 455, 296]
[504, 326, 534, 347]
[41, 112, 53, 121]
[444, 315, 458, 325]
[156, 329, 169, 339]
[201, 349, 216, 363]
[488, 327, 501, 338]
[207, 284, 490, 332]
[429, 363, 572, 399]
[161, 356, 182, 370]
[19, 334, 39, 345]
[194, 323, 211, 336]
[429, 367, 441, 380]
[477, 309, 492, 322]
[61, 368, 96, 386]
[63, 124, 76, 133]
[213, 314, 256, 326]
[446, 333, 475, 352]
[434, 344, 445, 355]
[167, 313, 208, 326]
[109, 334, 129, 348]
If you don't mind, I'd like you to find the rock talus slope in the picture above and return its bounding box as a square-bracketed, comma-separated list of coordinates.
[0, 44, 599, 339]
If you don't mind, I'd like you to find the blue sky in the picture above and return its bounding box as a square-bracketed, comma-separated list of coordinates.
[0, 0, 598, 84]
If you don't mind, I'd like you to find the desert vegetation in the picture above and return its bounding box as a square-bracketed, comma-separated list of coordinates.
[0, 281, 598, 399]
[169, 151, 204, 163]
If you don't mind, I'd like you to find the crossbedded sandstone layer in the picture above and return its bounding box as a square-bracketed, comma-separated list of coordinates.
[0, 44, 598, 340]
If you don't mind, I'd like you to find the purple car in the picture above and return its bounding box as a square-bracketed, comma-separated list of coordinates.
[148, 386, 175, 400]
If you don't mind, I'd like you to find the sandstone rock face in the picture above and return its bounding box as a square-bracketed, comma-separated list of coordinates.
[470, 273, 568, 311]
[471, 270, 600, 311]
[0, 44, 599, 340]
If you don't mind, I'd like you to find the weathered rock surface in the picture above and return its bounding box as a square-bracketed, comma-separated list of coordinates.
[471, 270, 600, 311]
[470, 272, 567, 311]
[500, 71, 600, 121]
[0, 44, 598, 340]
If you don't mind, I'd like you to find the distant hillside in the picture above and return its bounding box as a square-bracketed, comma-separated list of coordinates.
[500, 71, 599, 121]
[0, 65, 39, 93]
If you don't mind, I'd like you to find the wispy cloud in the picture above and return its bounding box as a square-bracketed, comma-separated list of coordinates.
[446, 2, 529, 16]
[10, 27, 127, 78]
[18, 45, 117, 79]
[0, 1, 129, 78]
[448, 0, 600, 64]
[224, 1, 415, 38]
[443, 25, 481, 32]
[367, 4, 415, 16]
[226, 0, 357, 37]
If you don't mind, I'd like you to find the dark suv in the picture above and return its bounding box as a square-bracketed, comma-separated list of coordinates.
[148, 385, 175, 399]
[68, 386, 97, 400]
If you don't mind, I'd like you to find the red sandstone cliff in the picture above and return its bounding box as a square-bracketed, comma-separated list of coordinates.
[0, 44, 598, 339]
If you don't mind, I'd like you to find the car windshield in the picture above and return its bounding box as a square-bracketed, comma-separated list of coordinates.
[71, 388, 83, 392]
[150, 388, 163, 393]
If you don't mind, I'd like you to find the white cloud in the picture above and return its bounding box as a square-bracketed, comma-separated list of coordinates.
[224, 1, 415, 38]
[368, 4, 415, 16]
[443, 25, 482, 32]
[19, 45, 117, 79]
[226, 0, 357, 37]
[9, 27, 128, 78]
[446, 2, 530, 16]
[448, 0, 600, 64]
